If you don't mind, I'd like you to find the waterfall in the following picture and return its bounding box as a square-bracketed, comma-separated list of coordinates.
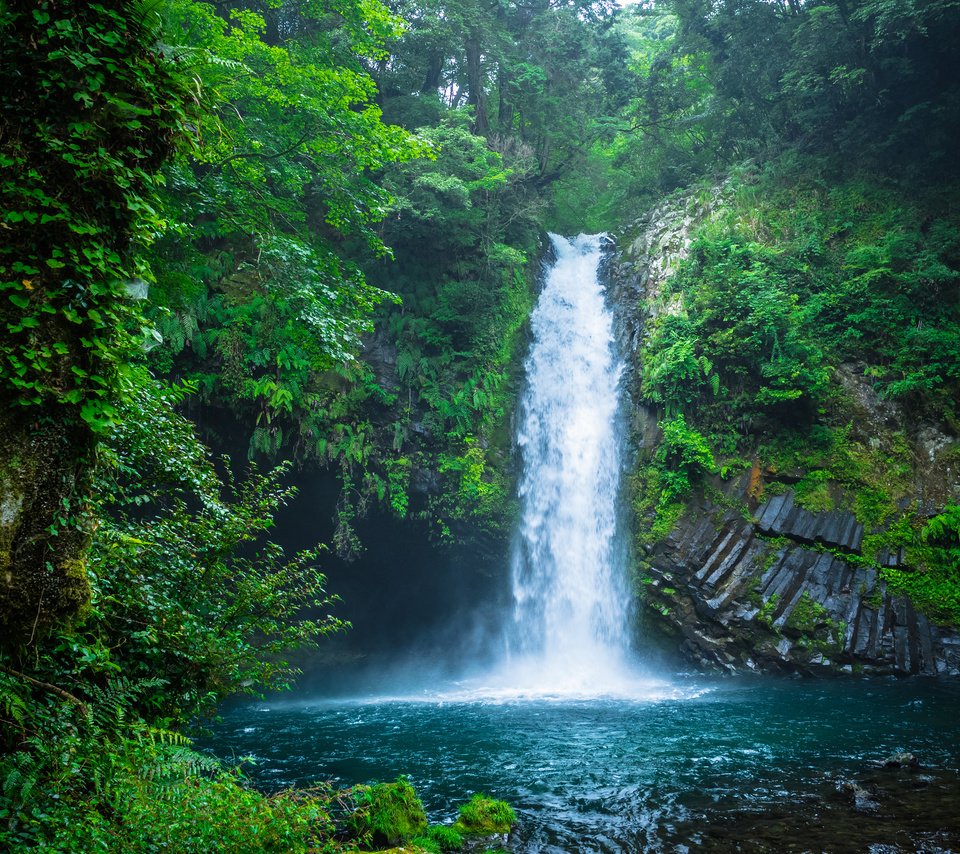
[504, 233, 634, 693]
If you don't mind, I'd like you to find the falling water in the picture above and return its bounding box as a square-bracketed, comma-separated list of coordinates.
[504, 233, 634, 694]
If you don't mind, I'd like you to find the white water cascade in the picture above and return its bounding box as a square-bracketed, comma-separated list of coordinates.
[502, 233, 636, 695]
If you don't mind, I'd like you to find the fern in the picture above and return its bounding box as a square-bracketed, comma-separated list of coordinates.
[0, 675, 28, 727]
[3, 752, 39, 806]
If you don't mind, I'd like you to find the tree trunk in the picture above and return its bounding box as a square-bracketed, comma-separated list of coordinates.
[466, 32, 489, 134]
[421, 52, 444, 94]
[0, 409, 95, 642]
[497, 65, 513, 130]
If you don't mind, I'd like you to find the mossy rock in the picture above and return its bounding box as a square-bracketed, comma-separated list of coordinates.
[411, 823, 465, 852]
[451, 794, 516, 836]
[362, 848, 434, 854]
[348, 777, 428, 847]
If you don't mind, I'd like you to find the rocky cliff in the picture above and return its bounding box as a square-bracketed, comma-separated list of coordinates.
[605, 187, 960, 677]
[642, 472, 960, 676]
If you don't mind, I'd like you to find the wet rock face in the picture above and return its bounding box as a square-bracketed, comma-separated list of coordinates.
[642, 473, 960, 677]
[603, 186, 731, 360]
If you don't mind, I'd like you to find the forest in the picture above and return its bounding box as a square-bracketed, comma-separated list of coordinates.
[2, 0, 960, 850]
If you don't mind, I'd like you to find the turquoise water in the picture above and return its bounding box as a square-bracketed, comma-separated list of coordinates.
[206, 676, 960, 851]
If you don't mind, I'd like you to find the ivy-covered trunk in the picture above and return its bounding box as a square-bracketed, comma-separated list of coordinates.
[0, 1, 190, 641]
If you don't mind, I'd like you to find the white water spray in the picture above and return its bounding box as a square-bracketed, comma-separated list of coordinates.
[498, 233, 637, 695]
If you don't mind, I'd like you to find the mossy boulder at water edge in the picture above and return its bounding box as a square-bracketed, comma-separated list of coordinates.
[347, 783, 516, 852]
[414, 824, 465, 851]
[452, 793, 516, 836]
[348, 778, 428, 847]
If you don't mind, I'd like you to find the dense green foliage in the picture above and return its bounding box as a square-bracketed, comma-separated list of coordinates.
[147, 0, 426, 456]
[0, 707, 335, 851]
[642, 178, 960, 431]
[0, 0, 191, 429]
[569, 0, 960, 225]
[93, 374, 348, 720]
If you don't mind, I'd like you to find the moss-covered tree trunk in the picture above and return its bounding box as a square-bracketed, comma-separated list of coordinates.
[0, 412, 95, 639]
[0, 0, 189, 641]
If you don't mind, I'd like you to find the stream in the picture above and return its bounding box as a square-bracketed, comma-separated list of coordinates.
[206, 677, 960, 852]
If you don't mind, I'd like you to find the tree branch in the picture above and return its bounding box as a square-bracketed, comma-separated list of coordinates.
[0, 664, 88, 713]
[213, 131, 312, 170]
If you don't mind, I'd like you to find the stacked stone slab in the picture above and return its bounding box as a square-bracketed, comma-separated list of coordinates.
[756, 493, 864, 552]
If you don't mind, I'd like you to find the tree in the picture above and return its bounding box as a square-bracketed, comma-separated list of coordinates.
[147, 0, 427, 460]
[0, 0, 192, 638]
[378, 0, 624, 178]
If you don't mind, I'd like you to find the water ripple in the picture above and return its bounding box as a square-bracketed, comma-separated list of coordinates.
[203, 678, 960, 852]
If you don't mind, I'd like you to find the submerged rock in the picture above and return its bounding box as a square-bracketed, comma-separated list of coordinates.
[840, 779, 881, 812]
[883, 752, 921, 770]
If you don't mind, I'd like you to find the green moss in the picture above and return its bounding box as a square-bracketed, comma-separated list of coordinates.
[0, 416, 96, 641]
[348, 778, 428, 847]
[777, 591, 850, 655]
[415, 824, 464, 851]
[452, 794, 516, 836]
[784, 591, 829, 635]
[863, 586, 884, 609]
[704, 482, 753, 520]
[756, 593, 780, 630]
[55, 557, 92, 620]
[793, 470, 834, 512]
[630, 463, 686, 549]
[854, 486, 896, 530]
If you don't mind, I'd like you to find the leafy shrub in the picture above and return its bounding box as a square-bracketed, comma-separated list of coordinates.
[655, 414, 716, 502]
[88, 373, 347, 722]
[888, 505, 960, 624]
[641, 235, 828, 432]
